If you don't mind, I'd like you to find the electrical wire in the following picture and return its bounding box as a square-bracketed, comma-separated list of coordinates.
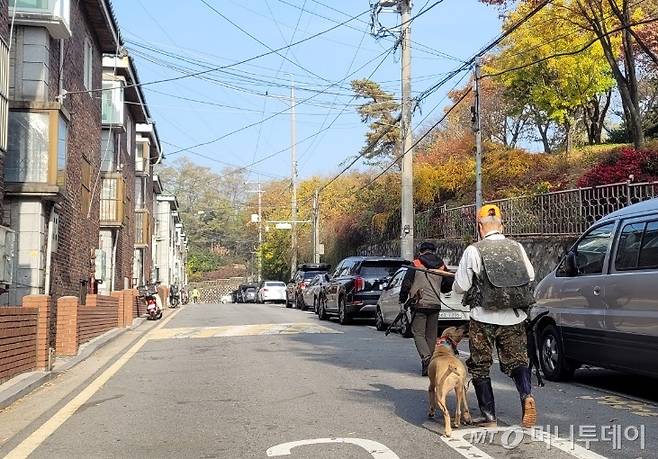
[60, 7, 371, 97]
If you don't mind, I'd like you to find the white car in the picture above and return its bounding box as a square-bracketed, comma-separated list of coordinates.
[375, 266, 469, 336]
[257, 281, 288, 304]
[220, 294, 232, 304]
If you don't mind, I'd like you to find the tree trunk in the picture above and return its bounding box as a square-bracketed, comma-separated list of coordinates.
[538, 122, 552, 154]
[582, 0, 644, 148]
[564, 119, 574, 154]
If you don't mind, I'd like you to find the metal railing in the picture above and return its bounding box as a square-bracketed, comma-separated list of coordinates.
[414, 180, 658, 240]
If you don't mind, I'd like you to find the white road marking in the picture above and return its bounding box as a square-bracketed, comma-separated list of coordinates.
[267, 438, 400, 458]
[5, 309, 183, 459]
[441, 427, 606, 459]
[149, 323, 340, 340]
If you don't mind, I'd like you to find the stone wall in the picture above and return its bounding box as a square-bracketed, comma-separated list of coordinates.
[358, 236, 577, 283]
[189, 278, 245, 304]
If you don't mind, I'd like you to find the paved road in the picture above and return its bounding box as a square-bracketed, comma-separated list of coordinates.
[0, 303, 656, 458]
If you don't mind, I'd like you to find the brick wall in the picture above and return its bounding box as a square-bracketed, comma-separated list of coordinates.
[49, 1, 104, 303]
[77, 296, 118, 345]
[0, 307, 37, 383]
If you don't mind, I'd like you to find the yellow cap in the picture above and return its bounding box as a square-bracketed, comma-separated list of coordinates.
[478, 204, 502, 219]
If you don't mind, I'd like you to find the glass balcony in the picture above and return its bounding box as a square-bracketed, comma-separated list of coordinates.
[9, 0, 71, 39]
[135, 209, 150, 247]
[100, 173, 125, 226]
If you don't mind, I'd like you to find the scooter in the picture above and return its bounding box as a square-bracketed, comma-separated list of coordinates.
[180, 289, 189, 305]
[139, 284, 162, 320]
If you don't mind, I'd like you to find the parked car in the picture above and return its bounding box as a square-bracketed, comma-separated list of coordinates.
[230, 289, 240, 303]
[375, 266, 469, 337]
[220, 294, 233, 304]
[243, 287, 257, 303]
[320, 257, 410, 324]
[236, 284, 258, 303]
[532, 198, 658, 381]
[301, 273, 332, 314]
[286, 263, 331, 309]
[257, 281, 288, 304]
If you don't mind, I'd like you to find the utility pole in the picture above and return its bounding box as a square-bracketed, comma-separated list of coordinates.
[290, 78, 298, 279]
[399, 0, 414, 261]
[312, 189, 320, 263]
[473, 59, 483, 222]
[246, 181, 264, 283]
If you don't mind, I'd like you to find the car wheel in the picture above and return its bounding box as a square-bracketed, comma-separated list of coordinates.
[338, 298, 352, 325]
[539, 324, 576, 381]
[375, 307, 386, 331]
[400, 314, 414, 338]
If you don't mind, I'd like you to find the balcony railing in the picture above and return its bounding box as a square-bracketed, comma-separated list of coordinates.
[9, 0, 71, 39]
[135, 209, 150, 246]
[100, 174, 125, 226]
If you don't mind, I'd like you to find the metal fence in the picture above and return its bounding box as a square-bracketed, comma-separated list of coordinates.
[414, 180, 658, 241]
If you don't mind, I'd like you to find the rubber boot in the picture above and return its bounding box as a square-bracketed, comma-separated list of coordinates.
[421, 357, 430, 377]
[511, 366, 537, 428]
[472, 377, 497, 427]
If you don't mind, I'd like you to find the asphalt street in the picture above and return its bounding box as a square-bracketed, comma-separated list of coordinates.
[0, 303, 656, 458]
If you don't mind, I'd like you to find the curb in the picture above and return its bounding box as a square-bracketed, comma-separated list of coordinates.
[0, 315, 150, 411]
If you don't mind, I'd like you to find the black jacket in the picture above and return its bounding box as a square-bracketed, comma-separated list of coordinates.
[399, 253, 445, 304]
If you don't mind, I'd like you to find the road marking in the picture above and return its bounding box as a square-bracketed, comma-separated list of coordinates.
[4, 309, 183, 459]
[267, 438, 399, 458]
[441, 427, 606, 459]
[149, 323, 341, 340]
[578, 395, 658, 417]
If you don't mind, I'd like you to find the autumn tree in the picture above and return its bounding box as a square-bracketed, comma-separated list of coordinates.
[488, 0, 616, 153]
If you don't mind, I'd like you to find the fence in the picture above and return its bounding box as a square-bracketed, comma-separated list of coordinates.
[414, 180, 658, 241]
[189, 278, 245, 303]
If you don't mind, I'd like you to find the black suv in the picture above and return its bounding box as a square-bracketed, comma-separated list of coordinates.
[320, 257, 410, 324]
[286, 263, 331, 309]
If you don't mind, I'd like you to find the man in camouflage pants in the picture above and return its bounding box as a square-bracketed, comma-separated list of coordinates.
[454, 204, 537, 428]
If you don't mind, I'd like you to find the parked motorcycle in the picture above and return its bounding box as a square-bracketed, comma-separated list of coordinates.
[169, 285, 180, 309]
[139, 284, 162, 320]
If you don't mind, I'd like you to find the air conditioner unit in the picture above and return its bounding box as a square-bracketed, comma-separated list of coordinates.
[0, 226, 16, 289]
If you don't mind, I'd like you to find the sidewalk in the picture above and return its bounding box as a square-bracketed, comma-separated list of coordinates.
[0, 314, 149, 411]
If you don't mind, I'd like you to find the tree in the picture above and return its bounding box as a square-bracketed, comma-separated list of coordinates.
[488, 0, 616, 152]
[157, 158, 254, 275]
[351, 79, 401, 163]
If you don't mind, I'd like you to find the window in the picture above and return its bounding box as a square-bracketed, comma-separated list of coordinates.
[574, 223, 615, 275]
[101, 80, 124, 125]
[6, 111, 49, 182]
[639, 221, 658, 269]
[15, 0, 49, 9]
[358, 262, 405, 278]
[0, 39, 8, 152]
[135, 176, 146, 209]
[126, 114, 133, 156]
[57, 115, 68, 186]
[616, 223, 645, 270]
[81, 156, 91, 215]
[100, 130, 115, 172]
[83, 38, 93, 91]
[616, 221, 658, 270]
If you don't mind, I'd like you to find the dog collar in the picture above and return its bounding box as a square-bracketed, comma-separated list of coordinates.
[437, 337, 459, 355]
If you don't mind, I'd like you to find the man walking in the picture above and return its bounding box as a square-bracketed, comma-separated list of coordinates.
[399, 241, 452, 376]
[454, 205, 537, 428]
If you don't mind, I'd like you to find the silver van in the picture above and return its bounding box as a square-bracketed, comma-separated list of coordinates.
[533, 198, 658, 381]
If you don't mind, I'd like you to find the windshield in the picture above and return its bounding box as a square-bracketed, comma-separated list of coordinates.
[303, 271, 323, 280]
[265, 282, 286, 287]
[358, 262, 406, 279]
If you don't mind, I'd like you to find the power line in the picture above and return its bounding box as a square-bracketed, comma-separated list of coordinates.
[62, 7, 370, 97]
[166, 45, 396, 156]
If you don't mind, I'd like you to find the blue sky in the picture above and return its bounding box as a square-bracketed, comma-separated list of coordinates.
[112, 0, 503, 181]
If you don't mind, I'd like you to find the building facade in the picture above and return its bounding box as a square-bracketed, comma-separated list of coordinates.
[4, 0, 186, 306]
[5, 0, 121, 304]
[154, 190, 187, 289]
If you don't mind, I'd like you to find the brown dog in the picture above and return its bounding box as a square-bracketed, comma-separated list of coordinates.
[427, 324, 471, 437]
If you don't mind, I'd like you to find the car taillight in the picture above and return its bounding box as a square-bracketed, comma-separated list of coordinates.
[299, 283, 306, 290]
[354, 276, 365, 292]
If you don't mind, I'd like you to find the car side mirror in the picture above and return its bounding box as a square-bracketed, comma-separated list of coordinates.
[565, 251, 578, 277]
